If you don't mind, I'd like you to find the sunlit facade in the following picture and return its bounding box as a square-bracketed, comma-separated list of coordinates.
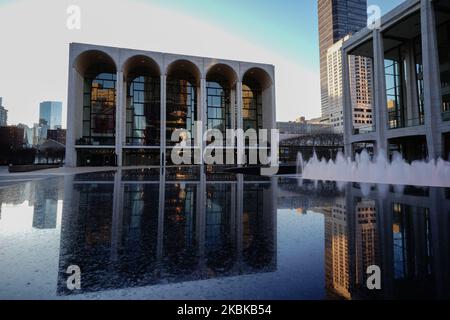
[326, 36, 373, 133]
[66, 43, 276, 167]
[343, 0, 450, 161]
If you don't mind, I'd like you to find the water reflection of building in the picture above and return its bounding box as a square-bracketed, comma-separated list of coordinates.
[325, 199, 351, 299]
[0, 179, 63, 229]
[57, 170, 277, 295]
[323, 182, 450, 300]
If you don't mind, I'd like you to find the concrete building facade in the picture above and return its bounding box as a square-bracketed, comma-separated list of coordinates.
[65, 43, 276, 167]
[343, 0, 450, 161]
[318, 0, 368, 122]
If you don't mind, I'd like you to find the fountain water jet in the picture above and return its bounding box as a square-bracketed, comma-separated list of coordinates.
[296, 149, 450, 188]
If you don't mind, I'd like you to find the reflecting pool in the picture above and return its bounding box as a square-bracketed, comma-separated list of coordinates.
[0, 168, 449, 300]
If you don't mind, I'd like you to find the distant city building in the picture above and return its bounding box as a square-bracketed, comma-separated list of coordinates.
[342, 0, 450, 161]
[326, 35, 373, 133]
[318, 0, 367, 122]
[0, 97, 8, 127]
[39, 101, 62, 129]
[277, 119, 334, 139]
[47, 128, 67, 145]
[0, 126, 25, 149]
[278, 118, 343, 163]
[17, 123, 34, 147]
[32, 123, 48, 145]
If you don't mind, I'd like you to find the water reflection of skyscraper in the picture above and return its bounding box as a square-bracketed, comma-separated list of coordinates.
[57, 170, 277, 295]
[323, 183, 450, 300]
[0, 179, 63, 229]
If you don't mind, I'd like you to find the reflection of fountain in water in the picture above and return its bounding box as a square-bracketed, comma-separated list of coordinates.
[296, 149, 450, 187]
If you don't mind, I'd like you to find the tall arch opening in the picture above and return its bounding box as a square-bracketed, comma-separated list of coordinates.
[242, 67, 273, 132]
[166, 60, 201, 147]
[74, 50, 117, 166]
[206, 64, 238, 139]
[122, 55, 161, 166]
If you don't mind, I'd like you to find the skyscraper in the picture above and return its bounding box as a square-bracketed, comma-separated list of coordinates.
[0, 97, 7, 127]
[39, 101, 62, 129]
[318, 0, 367, 121]
[326, 36, 373, 133]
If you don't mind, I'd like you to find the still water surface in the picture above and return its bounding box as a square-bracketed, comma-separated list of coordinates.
[0, 168, 449, 300]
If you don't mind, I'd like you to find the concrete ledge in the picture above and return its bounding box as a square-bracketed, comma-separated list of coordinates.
[8, 164, 62, 173]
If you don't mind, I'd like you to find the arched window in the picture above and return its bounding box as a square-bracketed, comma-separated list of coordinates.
[124, 56, 161, 147]
[166, 60, 200, 146]
[81, 54, 117, 146]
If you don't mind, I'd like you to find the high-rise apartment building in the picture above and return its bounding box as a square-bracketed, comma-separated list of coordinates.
[318, 0, 367, 122]
[327, 36, 373, 133]
[0, 97, 7, 127]
[39, 101, 62, 129]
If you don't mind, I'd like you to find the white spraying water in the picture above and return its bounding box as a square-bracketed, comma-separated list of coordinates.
[297, 150, 450, 188]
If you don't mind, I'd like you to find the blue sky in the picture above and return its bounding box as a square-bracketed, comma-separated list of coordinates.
[147, 0, 405, 73]
[0, 0, 406, 125]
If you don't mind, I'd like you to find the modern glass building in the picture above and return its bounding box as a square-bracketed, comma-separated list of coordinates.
[65, 43, 276, 167]
[318, 0, 368, 121]
[39, 101, 63, 129]
[342, 0, 450, 161]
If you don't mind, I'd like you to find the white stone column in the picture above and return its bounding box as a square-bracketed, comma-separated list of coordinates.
[236, 81, 244, 165]
[342, 48, 353, 158]
[230, 87, 236, 130]
[373, 29, 388, 155]
[403, 42, 420, 124]
[421, 0, 443, 159]
[160, 74, 167, 167]
[198, 78, 207, 164]
[65, 67, 79, 167]
[115, 70, 124, 166]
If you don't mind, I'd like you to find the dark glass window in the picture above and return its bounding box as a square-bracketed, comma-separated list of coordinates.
[166, 78, 197, 146]
[206, 80, 232, 138]
[126, 75, 160, 146]
[385, 47, 405, 129]
[82, 71, 116, 145]
[437, 20, 450, 121]
[242, 83, 263, 131]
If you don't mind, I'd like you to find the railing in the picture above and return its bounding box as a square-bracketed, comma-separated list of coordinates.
[75, 137, 115, 146]
[353, 125, 375, 135]
[388, 112, 425, 130]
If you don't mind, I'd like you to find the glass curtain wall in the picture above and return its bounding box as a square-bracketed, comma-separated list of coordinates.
[385, 47, 405, 129]
[437, 19, 450, 121]
[126, 74, 160, 146]
[166, 76, 197, 146]
[82, 69, 117, 145]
